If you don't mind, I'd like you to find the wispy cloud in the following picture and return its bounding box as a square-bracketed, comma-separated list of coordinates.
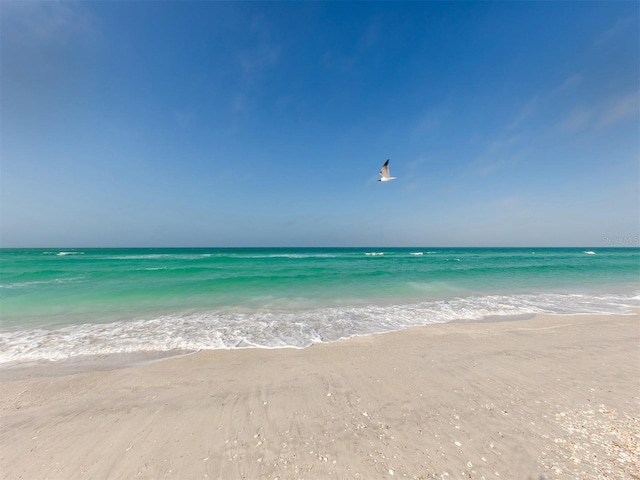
[238, 43, 281, 81]
[175, 110, 197, 129]
[358, 16, 383, 50]
[506, 74, 583, 133]
[321, 16, 382, 75]
[497, 63, 637, 136]
[559, 107, 595, 132]
[221, 13, 282, 130]
[3, 1, 98, 49]
[412, 108, 443, 138]
[2, 1, 100, 111]
[236, 13, 281, 83]
[469, 72, 593, 180]
[595, 17, 635, 46]
[320, 50, 356, 74]
[472, 134, 526, 177]
[507, 96, 540, 132]
[558, 91, 639, 132]
[557, 74, 584, 92]
[230, 94, 249, 114]
[599, 91, 640, 127]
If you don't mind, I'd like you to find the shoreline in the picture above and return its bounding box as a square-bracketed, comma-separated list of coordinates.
[0, 308, 635, 380]
[1, 312, 639, 479]
[0, 305, 640, 382]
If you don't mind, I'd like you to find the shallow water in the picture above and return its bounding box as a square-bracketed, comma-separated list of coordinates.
[1, 247, 638, 364]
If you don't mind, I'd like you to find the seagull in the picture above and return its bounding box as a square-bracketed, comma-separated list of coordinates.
[378, 159, 396, 182]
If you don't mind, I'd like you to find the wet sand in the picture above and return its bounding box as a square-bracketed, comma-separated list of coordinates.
[1, 312, 638, 479]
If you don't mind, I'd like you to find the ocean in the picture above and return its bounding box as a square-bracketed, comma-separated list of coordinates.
[1, 247, 638, 366]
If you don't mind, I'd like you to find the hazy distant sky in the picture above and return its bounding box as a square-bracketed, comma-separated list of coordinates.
[2, 1, 638, 247]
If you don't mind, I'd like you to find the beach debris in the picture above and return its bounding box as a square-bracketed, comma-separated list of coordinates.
[548, 404, 640, 478]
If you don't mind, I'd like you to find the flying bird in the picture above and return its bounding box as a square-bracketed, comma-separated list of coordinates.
[378, 159, 396, 182]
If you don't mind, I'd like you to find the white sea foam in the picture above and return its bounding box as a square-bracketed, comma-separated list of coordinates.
[1, 292, 637, 365]
[107, 253, 215, 261]
[109, 254, 169, 260]
[365, 252, 384, 256]
[56, 251, 84, 256]
[0, 277, 86, 289]
[243, 253, 340, 259]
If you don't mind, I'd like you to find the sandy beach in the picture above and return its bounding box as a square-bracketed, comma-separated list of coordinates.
[1, 312, 638, 480]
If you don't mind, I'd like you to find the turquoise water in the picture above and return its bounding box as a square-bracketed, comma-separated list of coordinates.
[1, 248, 638, 364]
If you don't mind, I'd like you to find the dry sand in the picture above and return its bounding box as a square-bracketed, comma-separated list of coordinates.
[1, 313, 639, 480]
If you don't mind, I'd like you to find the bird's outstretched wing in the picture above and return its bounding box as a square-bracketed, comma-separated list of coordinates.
[379, 159, 391, 179]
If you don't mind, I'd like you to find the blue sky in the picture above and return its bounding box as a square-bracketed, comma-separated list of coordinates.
[1, 1, 638, 247]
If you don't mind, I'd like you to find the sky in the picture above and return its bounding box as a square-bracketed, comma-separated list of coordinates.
[1, 1, 638, 248]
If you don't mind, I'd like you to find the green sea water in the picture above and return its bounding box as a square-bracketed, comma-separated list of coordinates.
[1, 247, 638, 364]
